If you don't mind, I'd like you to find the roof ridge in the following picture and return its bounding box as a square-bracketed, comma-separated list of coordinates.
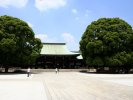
[43, 43, 66, 45]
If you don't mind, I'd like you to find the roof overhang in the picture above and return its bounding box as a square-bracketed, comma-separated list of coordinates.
[40, 43, 79, 56]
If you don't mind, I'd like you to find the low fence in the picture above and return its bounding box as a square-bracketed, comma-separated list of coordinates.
[21, 69, 92, 73]
[0, 67, 96, 73]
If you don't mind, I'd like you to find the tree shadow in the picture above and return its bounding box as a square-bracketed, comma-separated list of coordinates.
[0, 70, 27, 75]
[79, 70, 133, 74]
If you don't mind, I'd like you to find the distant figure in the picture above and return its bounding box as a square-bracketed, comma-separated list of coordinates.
[27, 67, 31, 77]
[55, 68, 58, 74]
[58, 68, 59, 73]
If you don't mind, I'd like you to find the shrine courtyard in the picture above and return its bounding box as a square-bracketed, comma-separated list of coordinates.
[0, 72, 133, 100]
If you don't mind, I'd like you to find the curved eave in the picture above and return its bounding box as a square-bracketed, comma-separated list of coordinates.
[40, 53, 80, 56]
[40, 43, 80, 56]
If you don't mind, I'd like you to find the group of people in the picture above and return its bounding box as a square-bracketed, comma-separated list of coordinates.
[27, 67, 60, 77]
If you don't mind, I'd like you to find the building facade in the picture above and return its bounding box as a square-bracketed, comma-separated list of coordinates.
[36, 43, 86, 69]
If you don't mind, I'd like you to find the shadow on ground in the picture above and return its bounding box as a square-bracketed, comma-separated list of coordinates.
[0, 70, 27, 75]
[79, 70, 133, 74]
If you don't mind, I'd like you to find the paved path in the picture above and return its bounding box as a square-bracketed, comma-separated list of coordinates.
[33, 72, 133, 100]
[0, 72, 133, 100]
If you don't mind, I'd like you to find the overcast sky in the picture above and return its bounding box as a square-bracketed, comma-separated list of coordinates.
[0, 0, 133, 51]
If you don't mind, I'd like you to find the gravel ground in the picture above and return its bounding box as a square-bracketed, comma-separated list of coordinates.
[0, 74, 48, 100]
[79, 73, 133, 86]
[0, 72, 133, 100]
[37, 72, 133, 100]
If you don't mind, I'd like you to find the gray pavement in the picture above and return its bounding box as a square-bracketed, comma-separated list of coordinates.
[0, 72, 133, 100]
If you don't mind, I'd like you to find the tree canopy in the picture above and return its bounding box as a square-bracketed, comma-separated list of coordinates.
[0, 15, 42, 71]
[80, 18, 133, 73]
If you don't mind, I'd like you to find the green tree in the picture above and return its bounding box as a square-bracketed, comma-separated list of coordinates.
[0, 15, 42, 72]
[80, 18, 133, 73]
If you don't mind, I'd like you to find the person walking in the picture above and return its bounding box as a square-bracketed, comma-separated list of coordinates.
[55, 68, 58, 74]
[58, 68, 59, 73]
[27, 67, 31, 77]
